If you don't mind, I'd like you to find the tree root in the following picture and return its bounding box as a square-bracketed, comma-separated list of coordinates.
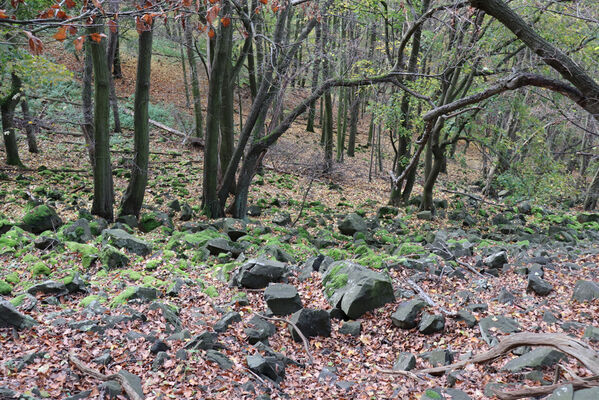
[68, 352, 144, 400]
[379, 333, 599, 399]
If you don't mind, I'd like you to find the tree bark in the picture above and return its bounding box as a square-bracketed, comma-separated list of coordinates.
[106, 0, 121, 133]
[469, 0, 599, 119]
[120, 27, 153, 218]
[0, 73, 24, 167]
[82, 40, 95, 167]
[185, 17, 204, 139]
[306, 23, 322, 133]
[89, 23, 114, 221]
[584, 165, 599, 211]
[20, 98, 38, 153]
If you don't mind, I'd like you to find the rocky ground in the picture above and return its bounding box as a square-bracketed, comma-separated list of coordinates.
[1, 190, 599, 400]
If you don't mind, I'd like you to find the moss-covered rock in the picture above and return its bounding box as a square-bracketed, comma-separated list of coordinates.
[139, 211, 173, 233]
[0, 280, 13, 295]
[100, 245, 129, 269]
[20, 205, 63, 234]
[79, 294, 105, 307]
[5, 272, 19, 284]
[30, 261, 51, 276]
[66, 242, 99, 268]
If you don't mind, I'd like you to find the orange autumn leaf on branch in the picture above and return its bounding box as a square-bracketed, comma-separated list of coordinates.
[221, 16, 230, 27]
[24, 31, 43, 55]
[90, 32, 106, 43]
[259, 0, 267, 4]
[73, 35, 85, 51]
[53, 26, 67, 41]
[107, 19, 118, 33]
[65, 0, 76, 8]
[208, 27, 215, 38]
[206, 4, 219, 24]
[0, 9, 8, 18]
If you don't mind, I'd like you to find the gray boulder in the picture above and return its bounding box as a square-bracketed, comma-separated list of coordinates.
[100, 245, 129, 269]
[0, 299, 37, 329]
[264, 283, 303, 316]
[27, 280, 68, 296]
[205, 238, 244, 257]
[573, 387, 599, 400]
[62, 219, 92, 243]
[244, 315, 276, 345]
[571, 280, 599, 302]
[391, 299, 427, 329]
[272, 212, 291, 226]
[204, 350, 234, 370]
[502, 347, 566, 372]
[20, 205, 63, 234]
[483, 251, 508, 270]
[230, 258, 287, 289]
[117, 370, 145, 399]
[418, 313, 445, 334]
[322, 261, 395, 319]
[139, 211, 173, 233]
[339, 321, 361, 337]
[421, 349, 454, 367]
[338, 213, 367, 236]
[547, 384, 573, 400]
[247, 354, 285, 383]
[393, 352, 416, 371]
[213, 311, 242, 333]
[103, 229, 152, 256]
[288, 308, 331, 342]
[527, 275, 553, 296]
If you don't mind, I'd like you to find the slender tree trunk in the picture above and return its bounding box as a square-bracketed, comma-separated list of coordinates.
[219, 9, 235, 185]
[120, 27, 153, 218]
[89, 24, 114, 221]
[1, 73, 23, 167]
[202, 0, 228, 218]
[177, 23, 191, 108]
[82, 40, 95, 167]
[306, 23, 321, 133]
[20, 99, 38, 153]
[347, 90, 359, 157]
[106, 0, 121, 133]
[112, 34, 122, 78]
[584, 165, 599, 210]
[185, 18, 204, 139]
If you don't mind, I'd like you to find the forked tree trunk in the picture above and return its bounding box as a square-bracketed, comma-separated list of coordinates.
[120, 27, 153, 218]
[89, 24, 114, 221]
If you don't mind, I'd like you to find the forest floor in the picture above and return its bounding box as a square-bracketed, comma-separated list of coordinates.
[1, 37, 599, 400]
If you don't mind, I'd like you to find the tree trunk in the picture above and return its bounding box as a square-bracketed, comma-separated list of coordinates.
[584, 166, 599, 211]
[185, 17, 204, 139]
[306, 23, 321, 133]
[177, 22, 191, 108]
[20, 98, 38, 153]
[323, 91, 333, 170]
[89, 24, 114, 221]
[82, 40, 95, 167]
[219, 7, 235, 185]
[112, 34, 122, 78]
[106, 0, 121, 133]
[202, 0, 228, 218]
[0, 73, 23, 167]
[347, 90, 359, 157]
[120, 27, 153, 218]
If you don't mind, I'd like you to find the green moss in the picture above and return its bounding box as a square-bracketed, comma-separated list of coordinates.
[0, 280, 13, 295]
[163, 250, 176, 261]
[204, 285, 219, 298]
[326, 248, 349, 261]
[21, 204, 54, 226]
[5, 271, 19, 284]
[122, 269, 142, 281]
[79, 294, 105, 307]
[66, 242, 98, 268]
[22, 253, 37, 263]
[10, 294, 26, 307]
[357, 253, 385, 269]
[396, 243, 425, 256]
[31, 261, 51, 276]
[96, 269, 108, 278]
[110, 286, 137, 307]
[140, 212, 161, 232]
[145, 259, 161, 271]
[324, 273, 348, 297]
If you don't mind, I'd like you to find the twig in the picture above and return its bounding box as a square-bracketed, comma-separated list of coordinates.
[255, 314, 314, 364]
[68, 352, 144, 400]
[291, 173, 318, 228]
[440, 188, 510, 209]
[405, 278, 457, 317]
[373, 366, 427, 383]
